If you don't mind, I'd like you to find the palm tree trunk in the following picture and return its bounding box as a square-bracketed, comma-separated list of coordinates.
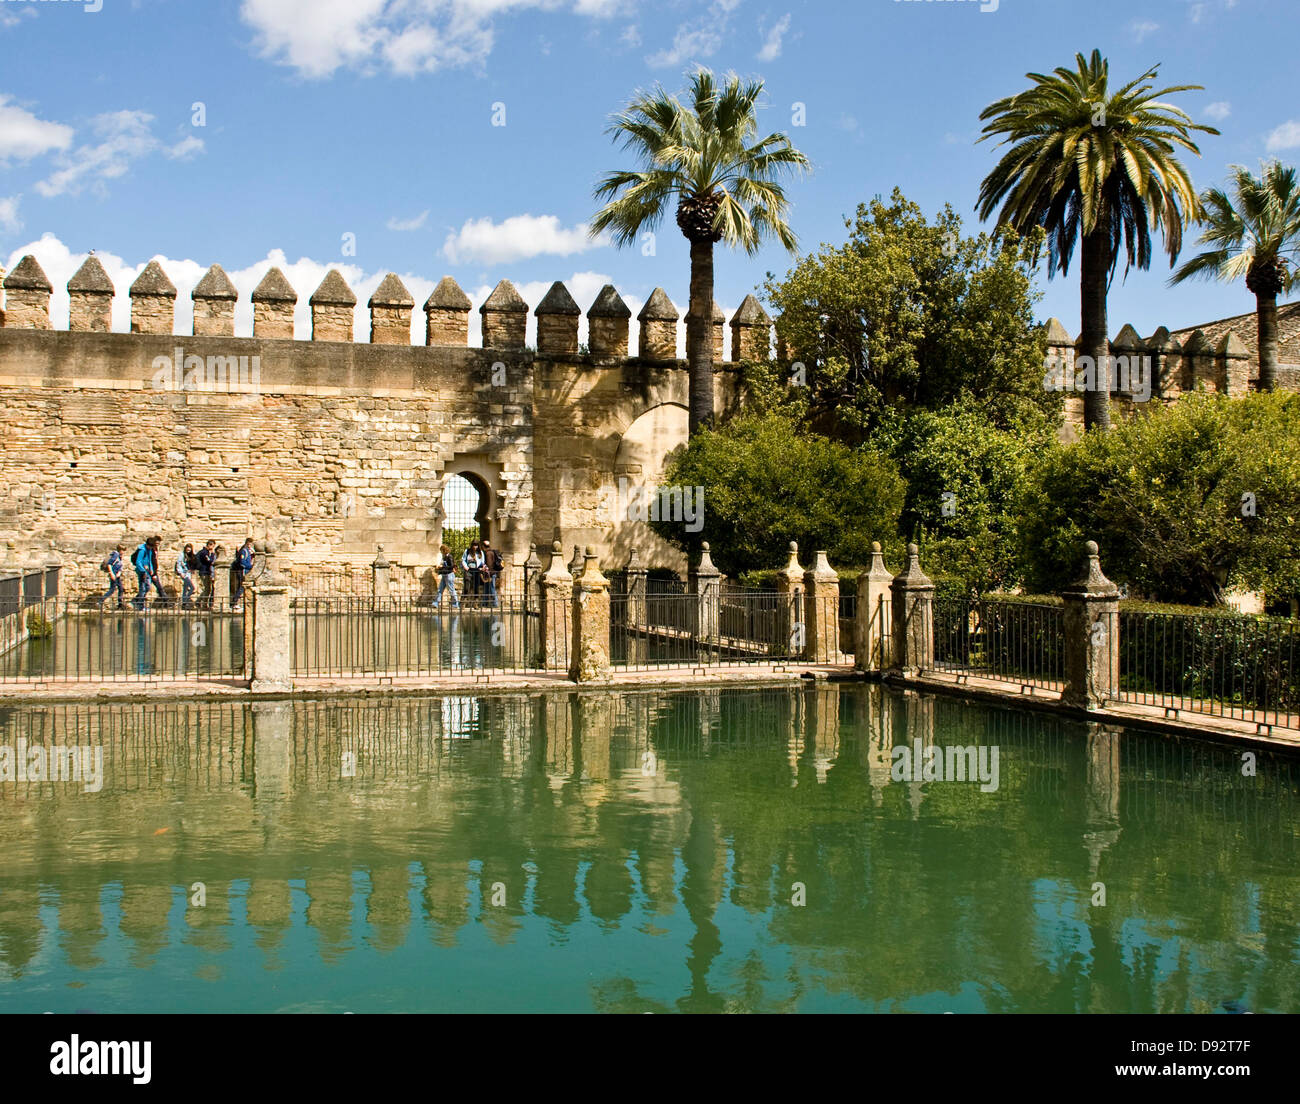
[687, 239, 715, 436]
[1257, 290, 1279, 392]
[1080, 226, 1112, 432]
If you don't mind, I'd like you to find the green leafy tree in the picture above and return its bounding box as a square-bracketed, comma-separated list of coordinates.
[868, 405, 1055, 595]
[592, 69, 809, 436]
[762, 189, 1054, 440]
[1171, 161, 1300, 392]
[649, 411, 904, 577]
[977, 49, 1217, 431]
[1018, 391, 1300, 604]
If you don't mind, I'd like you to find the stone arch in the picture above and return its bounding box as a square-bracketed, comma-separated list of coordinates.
[606, 401, 690, 571]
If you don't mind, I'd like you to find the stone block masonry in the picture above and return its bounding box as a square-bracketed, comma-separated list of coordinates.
[0, 254, 755, 597]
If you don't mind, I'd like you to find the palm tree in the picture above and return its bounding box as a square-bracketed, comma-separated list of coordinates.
[592, 69, 809, 436]
[1170, 162, 1300, 392]
[977, 50, 1217, 430]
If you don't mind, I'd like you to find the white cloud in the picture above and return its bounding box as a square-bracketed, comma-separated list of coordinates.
[442, 214, 604, 265]
[240, 0, 625, 78]
[0, 95, 74, 164]
[0, 195, 20, 233]
[1266, 120, 1300, 152]
[35, 110, 206, 198]
[1204, 101, 1231, 121]
[757, 13, 791, 62]
[619, 24, 640, 47]
[646, 0, 738, 68]
[1129, 18, 1159, 42]
[387, 210, 430, 232]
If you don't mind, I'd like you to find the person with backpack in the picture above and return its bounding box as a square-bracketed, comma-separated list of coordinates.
[460, 540, 484, 607]
[481, 539, 504, 608]
[100, 544, 126, 610]
[232, 538, 255, 608]
[435, 542, 460, 611]
[132, 536, 163, 609]
[196, 539, 217, 607]
[176, 543, 197, 609]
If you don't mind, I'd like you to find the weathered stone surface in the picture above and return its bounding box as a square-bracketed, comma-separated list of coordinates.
[3, 255, 53, 329]
[535, 281, 580, 356]
[855, 542, 893, 671]
[637, 288, 678, 361]
[425, 277, 470, 346]
[1061, 540, 1119, 710]
[587, 285, 630, 357]
[804, 549, 840, 663]
[68, 256, 114, 333]
[569, 546, 610, 682]
[192, 264, 238, 336]
[252, 267, 297, 339]
[481, 280, 528, 350]
[729, 294, 771, 361]
[310, 270, 356, 343]
[369, 273, 414, 345]
[130, 261, 177, 335]
[890, 543, 934, 676]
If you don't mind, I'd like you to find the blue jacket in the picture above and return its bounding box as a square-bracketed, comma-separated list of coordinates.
[133, 543, 156, 574]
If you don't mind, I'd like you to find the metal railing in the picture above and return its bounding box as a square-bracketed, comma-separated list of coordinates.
[932, 596, 1065, 691]
[1117, 609, 1300, 729]
[291, 596, 553, 677]
[0, 599, 246, 682]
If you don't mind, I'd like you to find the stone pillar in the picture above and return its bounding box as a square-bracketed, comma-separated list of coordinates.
[372, 546, 390, 607]
[685, 300, 725, 359]
[309, 269, 356, 342]
[729, 294, 771, 361]
[129, 260, 177, 335]
[587, 284, 631, 357]
[192, 265, 238, 336]
[804, 550, 840, 663]
[67, 255, 114, 332]
[1217, 331, 1250, 398]
[569, 547, 611, 683]
[690, 542, 722, 648]
[856, 542, 893, 672]
[480, 279, 528, 350]
[1061, 540, 1120, 710]
[625, 548, 648, 625]
[537, 541, 572, 670]
[368, 273, 413, 345]
[214, 552, 232, 610]
[2, 255, 53, 329]
[568, 544, 584, 579]
[424, 277, 471, 346]
[1146, 326, 1180, 401]
[535, 280, 580, 356]
[889, 543, 934, 676]
[250, 540, 291, 694]
[251, 267, 297, 339]
[776, 541, 805, 658]
[636, 288, 678, 360]
[522, 543, 542, 614]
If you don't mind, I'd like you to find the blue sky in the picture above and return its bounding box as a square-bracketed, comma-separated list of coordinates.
[1, 0, 1296, 348]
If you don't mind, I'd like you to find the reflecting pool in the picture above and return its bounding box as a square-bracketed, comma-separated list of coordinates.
[0, 685, 1296, 1013]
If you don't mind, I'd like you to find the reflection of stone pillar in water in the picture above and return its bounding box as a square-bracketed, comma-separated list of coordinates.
[540, 693, 575, 781]
[305, 871, 356, 964]
[903, 690, 935, 819]
[806, 684, 841, 783]
[184, 878, 233, 957]
[417, 860, 472, 947]
[245, 878, 293, 955]
[57, 885, 106, 970]
[252, 699, 294, 800]
[575, 692, 613, 781]
[866, 684, 894, 803]
[1083, 723, 1123, 877]
[0, 885, 43, 975]
[784, 686, 806, 785]
[118, 882, 173, 966]
[698, 687, 721, 755]
[365, 863, 412, 953]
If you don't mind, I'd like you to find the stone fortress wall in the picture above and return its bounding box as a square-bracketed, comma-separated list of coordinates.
[0, 254, 766, 597]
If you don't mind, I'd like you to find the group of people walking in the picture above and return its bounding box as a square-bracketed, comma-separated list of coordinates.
[100, 537, 256, 610]
[435, 538, 505, 610]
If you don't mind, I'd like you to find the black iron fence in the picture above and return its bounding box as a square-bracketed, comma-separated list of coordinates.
[291, 597, 555, 677]
[932, 596, 1065, 691]
[0, 600, 246, 682]
[1117, 609, 1300, 728]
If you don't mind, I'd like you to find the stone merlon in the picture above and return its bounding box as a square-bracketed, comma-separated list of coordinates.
[252, 267, 298, 303]
[637, 288, 678, 321]
[309, 269, 357, 307]
[588, 284, 631, 318]
[192, 264, 238, 301]
[129, 260, 176, 298]
[67, 255, 114, 294]
[5, 254, 53, 291]
[369, 273, 414, 307]
[480, 279, 528, 314]
[425, 276, 471, 311]
[535, 280, 580, 316]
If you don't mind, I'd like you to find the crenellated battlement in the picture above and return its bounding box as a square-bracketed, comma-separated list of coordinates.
[0, 253, 777, 362]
